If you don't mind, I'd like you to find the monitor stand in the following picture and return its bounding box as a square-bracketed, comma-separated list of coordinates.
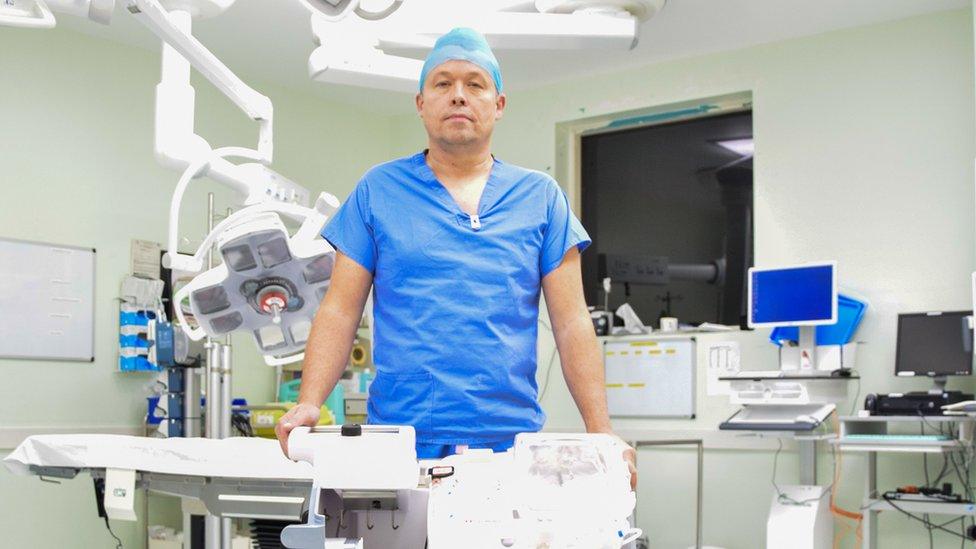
[927, 375, 949, 396]
[909, 376, 966, 399]
[797, 326, 817, 371]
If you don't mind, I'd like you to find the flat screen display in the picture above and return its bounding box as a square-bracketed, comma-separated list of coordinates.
[896, 312, 973, 377]
[749, 264, 835, 326]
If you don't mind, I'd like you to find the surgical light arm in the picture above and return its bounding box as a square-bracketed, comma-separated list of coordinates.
[303, 0, 664, 92]
[3, 0, 281, 186]
[125, 0, 273, 164]
[113, 0, 310, 275]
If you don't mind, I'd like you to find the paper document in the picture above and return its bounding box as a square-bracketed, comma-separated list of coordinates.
[706, 341, 740, 396]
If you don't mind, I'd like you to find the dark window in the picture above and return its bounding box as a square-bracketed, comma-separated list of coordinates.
[580, 110, 754, 327]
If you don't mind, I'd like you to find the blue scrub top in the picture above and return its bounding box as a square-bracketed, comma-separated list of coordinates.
[322, 151, 590, 448]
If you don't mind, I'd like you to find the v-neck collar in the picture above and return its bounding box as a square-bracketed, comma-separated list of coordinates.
[412, 150, 501, 218]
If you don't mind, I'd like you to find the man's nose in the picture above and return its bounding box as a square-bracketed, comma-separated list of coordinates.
[450, 82, 468, 105]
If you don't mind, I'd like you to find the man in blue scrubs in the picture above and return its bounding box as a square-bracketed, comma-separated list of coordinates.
[277, 28, 636, 488]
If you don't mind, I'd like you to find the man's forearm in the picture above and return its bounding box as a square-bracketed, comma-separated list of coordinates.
[296, 301, 363, 408]
[553, 313, 613, 433]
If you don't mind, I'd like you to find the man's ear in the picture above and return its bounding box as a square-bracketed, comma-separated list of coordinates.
[415, 92, 424, 117]
[495, 93, 506, 121]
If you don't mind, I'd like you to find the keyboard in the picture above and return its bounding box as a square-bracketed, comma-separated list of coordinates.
[845, 434, 951, 441]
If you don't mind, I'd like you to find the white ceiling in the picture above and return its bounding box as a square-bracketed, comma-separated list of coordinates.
[56, 0, 968, 115]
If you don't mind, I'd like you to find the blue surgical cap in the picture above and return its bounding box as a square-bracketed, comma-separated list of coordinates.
[419, 27, 503, 93]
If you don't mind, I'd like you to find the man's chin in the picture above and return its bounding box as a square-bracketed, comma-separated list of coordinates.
[437, 133, 481, 147]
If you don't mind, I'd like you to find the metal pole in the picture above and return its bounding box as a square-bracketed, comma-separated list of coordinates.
[220, 344, 232, 439]
[205, 515, 221, 549]
[205, 191, 218, 440]
[183, 367, 200, 437]
[865, 452, 878, 549]
[221, 517, 233, 549]
[204, 192, 222, 549]
[696, 441, 703, 549]
[275, 365, 283, 402]
[217, 211, 233, 544]
[798, 439, 817, 485]
[207, 343, 222, 439]
[669, 263, 720, 284]
[629, 439, 638, 549]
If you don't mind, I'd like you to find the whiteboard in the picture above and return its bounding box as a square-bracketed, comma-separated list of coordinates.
[604, 337, 695, 418]
[0, 238, 96, 361]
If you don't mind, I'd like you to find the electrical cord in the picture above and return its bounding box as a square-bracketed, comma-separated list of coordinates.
[916, 410, 950, 437]
[949, 452, 973, 502]
[103, 516, 123, 549]
[881, 495, 972, 540]
[909, 416, 976, 546]
[770, 438, 832, 506]
[964, 515, 970, 549]
[828, 412, 863, 549]
[930, 453, 951, 488]
[920, 420, 935, 548]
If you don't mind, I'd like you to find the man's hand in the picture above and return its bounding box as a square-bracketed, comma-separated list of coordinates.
[541, 250, 637, 490]
[621, 441, 637, 491]
[275, 403, 321, 458]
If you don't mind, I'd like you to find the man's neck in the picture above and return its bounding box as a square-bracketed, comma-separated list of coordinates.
[426, 141, 493, 182]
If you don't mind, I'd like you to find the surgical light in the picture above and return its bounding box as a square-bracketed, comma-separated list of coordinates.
[171, 194, 340, 366]
[308, 23, 422, 93]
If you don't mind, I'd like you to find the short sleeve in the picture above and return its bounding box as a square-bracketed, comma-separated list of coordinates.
[540, 181, 591, 276]
[321, 179, 377, 273]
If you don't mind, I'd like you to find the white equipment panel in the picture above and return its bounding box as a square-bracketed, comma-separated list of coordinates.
[604, 337, 695, 418]
[0, 238, 95, 361]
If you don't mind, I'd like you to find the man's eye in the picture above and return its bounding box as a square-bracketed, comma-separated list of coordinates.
[435, 81, 449, 87]
[469, 82, 484, 89]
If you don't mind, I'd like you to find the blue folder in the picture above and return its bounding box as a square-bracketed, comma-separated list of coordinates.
[769, 294, 866, 346]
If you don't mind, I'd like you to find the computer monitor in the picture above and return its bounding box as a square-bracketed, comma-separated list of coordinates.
[896, 311, 973, 393]
[748, 262, 837, 328]
[748, 262, 837, 370]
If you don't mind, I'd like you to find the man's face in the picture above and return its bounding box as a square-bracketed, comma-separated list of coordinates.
[416, 60, 506, 148]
